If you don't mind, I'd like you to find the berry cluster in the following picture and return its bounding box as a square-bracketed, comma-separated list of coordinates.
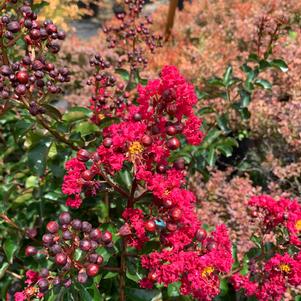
[0, 1, 67, 108]
[104, 0, 162, 70]
[21, 212, 113, 300]
[86, 0, 163, 123]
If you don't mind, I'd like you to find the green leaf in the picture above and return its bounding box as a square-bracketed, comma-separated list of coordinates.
[223, 65, 233, 86]
[207, 147, 216, 166]
[238, 107, 251, 120]
[219, 278, 229, 296]
[202, 128, 222, 147]
[270, 59, 288, 72]
[126, 288, 162, 301]
[239, 89, 251, 108]
[207, 77, 224, 87]
[240, 254, 249, 275]
[62, 107, 92, 123]
[259, 60, 271, 71]
[74, 122, 99, 136]
[255, 79, 272, 89]
[0, 262, 9, 279]
[167, 282, 181, 297]
[43, 104, 62, 121]
[14, 120, 33, 140]
[198, 106, 215, 115]
[3, 238, 18, 263]
[103, 271, 118, 279]
[28, 138, 52, 176]
[217, 114, 230, 133]
[217, 144, 233, 157]
[248, 53, 259, 62]
[115, 68, 130, 81]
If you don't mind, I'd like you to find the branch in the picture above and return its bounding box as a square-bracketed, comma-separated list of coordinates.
[98, 165, 130, 198]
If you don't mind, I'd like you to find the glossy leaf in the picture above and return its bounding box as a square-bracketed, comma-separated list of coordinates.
[28, 138, 52, 176]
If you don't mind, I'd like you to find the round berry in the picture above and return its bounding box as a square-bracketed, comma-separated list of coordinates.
[86, 264, 99, 277]
[103, 137, 112, 148]
[0, 65, 12, 76]
[167, 137, 181, 150]
[166, 222, 177, 232]
[141, 135, 152, 147]
[71, 219, 82, 230]
[101, 231, 112, 244]
[55, 253, 67, 266]
[77, 149, 90, 162]
[206, 241, 217, 251]
[30, 28, 40, 40]
[77, 271, 88, 284]
[15, 84, 26, 95]
[39, 268, 49, 278]
[25, 245, 37, 256]
[81, 170, 94, 181]
[157, 164, 167, 174]
[166, 126, 176, 136]
[174, 158, 185, 170]
[148, 271, 157, 282]
[97, 255, 104, 265]
[59, 212, 71, 225]
[46, 221, 59, 233]
[42, 234, 54, 246]
[81, 221, 92, 233]
[195, 229, 207, 242]
[145, 220, 156, 232]
[50, 244, 62, 255]
[133, 113, 142, 121]
[90, 228, 102, 241]
[170, 207, 182, 221]
[162, 199, 173, 208]
[16, 71, 29, 84]
[79, 239, 92, 252]
[38, 278, 49, 292]
[62, 230, 73, 241]
[7, 21, 21, 33]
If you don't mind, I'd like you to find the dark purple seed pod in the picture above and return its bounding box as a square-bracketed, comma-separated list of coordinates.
[77, 270, 88, 284]
[71, 219, 82, 230]
[25, 245, 37, 256]
[15, 84, 27, 95]
[38, 278, 49, 292]
[79, 239, 91, 252]
[62, 230, 73, 241]
[42, 233, 54, 246]
[39, 268, 49, 278]
[81, 221, 92, 233]
[7, 21, 21, 33]
[0, 65, 12, 76]
[59, 212, 71, 225]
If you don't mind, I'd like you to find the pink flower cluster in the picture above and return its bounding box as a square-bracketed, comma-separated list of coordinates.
[60, 66, 232, 299]
[232, 252, 301, 301]
[249, 195, 301, 246]
[14, 270, 42, 301]
[140, 225, 232, 301]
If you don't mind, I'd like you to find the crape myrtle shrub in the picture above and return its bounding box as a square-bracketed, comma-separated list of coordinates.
[0, 1, 301, 301]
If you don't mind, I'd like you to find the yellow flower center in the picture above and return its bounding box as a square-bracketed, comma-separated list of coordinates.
[201, 266, 214, 278]
[295, 220, 301, 232]
[164, 190, 170, 196]
[129, 141, 144, 156]
[25, 286, 37, 297]
[98, 113, 105, 121]
[279, 264, 291, 273]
